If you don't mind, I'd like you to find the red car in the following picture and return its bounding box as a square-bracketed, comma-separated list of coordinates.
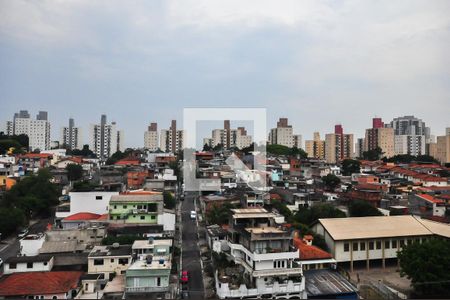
[181, 271, 188, 283]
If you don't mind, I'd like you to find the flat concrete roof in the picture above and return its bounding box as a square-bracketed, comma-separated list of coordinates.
[317, 215, 434, 241]
[245, 227, 284, 234]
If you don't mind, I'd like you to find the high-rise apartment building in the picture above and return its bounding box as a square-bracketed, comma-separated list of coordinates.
[389, 116, 429, 156]
[355, 138, 364, 158]
[89, 115, 123, 159]
[207, 121, 253, 150]
[364, 118, 394, 158]
[325, 125, 354, 163]
[268, 118, 302, 148]
[305, 132, 325, 159]
[7, 110, 51, 151]
[436, 128, 450, 164]
[61, 118, 82, 150]
[160, 120, 184, 153]
[144, 122, 159, 151]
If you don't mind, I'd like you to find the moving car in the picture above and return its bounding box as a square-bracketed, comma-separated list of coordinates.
[181, 270, 189, 283]
[17, 228, 29, 239]
[190, 211, 196, 220]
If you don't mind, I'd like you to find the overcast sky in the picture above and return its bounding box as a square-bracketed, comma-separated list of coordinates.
[1, 0, 449, 148]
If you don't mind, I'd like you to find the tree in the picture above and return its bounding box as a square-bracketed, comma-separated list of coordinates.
[241, 143, 255, 154]
[341, 159, 361, 176]
[293, 203, 346, 225]
[322, 174, 341, 191]
[213, 143, 224, 151]
[270, 199, 292, 220]
[348, 200, 382, 217]
[398, 238, 450, 297]
[267, 144, 308, 158]
[68, 144, 96, 158]
[3, 168, 60, 218]
[363, 147, 383, 161]
[206, 202, 235, 225]
[163, 191, 176, 210]
[202, 143, 212, 151]
[66, 164, 83, 181]
[0, 207, 26, 236]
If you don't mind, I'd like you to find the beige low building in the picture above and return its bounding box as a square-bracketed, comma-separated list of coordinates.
[312, 215, 450, 271]
[436, 132, 450, 164]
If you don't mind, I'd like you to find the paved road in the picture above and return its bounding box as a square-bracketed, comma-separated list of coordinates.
[181, 191, 204, 299]
[0, 217, 53, 273]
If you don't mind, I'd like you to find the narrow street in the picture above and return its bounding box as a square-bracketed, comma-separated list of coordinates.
[0, 217, 53, 273]
[181, 191, 204, 299]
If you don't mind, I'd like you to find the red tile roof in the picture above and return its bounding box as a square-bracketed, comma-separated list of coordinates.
[293, 237, 333, 261]
[417, 194, 444, 204]
[63, 212, 101, 221]
[115, 159, 140, 166]
[19, 153, 53, 159]
[0, 271, 83, 296]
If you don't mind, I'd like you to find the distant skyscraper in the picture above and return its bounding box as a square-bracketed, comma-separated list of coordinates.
[305, 132, 325, 159]
[90, 115, 123, 159]
[325, 125, 353, 163]
[268, 118, 302, 148]
[364, 118, 394, 158]
[389, 116, 429, 156]
[207, 121, 252, 150]
[160, 120, 184, 153]
[436, 128, 450, 164]
[144, 122, 159, 151]
[8, 110, 51, 151]
[355, 138, 364, 158]
[61, 118, 82, 150]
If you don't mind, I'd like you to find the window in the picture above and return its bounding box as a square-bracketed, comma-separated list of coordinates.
[119, 258, 129, 265]
[96, 196, 103, 200]
[140, 216, 145, 220]
[9, 263, 17, 269]
[137, 205, 142, 209]
[93, 259, 104, 265]
[376, 241, 381, 249]
[123, 205, 127, 209]
[157, 277, 161, 287]
[392, 240, 397, 248]
[151, 215, 156, 220]
[43, 262, 48, 266]
[344, 243, 349, 252]
[111, 259, 115, 263]
[407, 239, 412, 245]
[353, 243, 358, 251]
[114, 205, 117, 209]
[360, 242, 366, 251]
[400, 240, 405, 247]
[27, 262, 33, 269]
[385, 241, 390, 249]
[369, 241, 374, 250]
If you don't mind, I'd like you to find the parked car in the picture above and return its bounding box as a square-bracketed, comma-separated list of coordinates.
[0, 258, 3, 268]
[190, 211, 196, 220]
[181, 270, 189, 283]
[18, 228, 29, 239]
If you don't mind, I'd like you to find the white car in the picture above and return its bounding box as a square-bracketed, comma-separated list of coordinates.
[190, 211, 197, 220]
[18, 228, 29, 239]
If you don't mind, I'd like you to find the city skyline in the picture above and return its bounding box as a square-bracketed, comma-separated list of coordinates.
[2, 109, 448, 150]
[1, 1, 449, 147]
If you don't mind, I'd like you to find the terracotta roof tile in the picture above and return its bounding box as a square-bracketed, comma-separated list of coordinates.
[0, 271, 83, 296]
